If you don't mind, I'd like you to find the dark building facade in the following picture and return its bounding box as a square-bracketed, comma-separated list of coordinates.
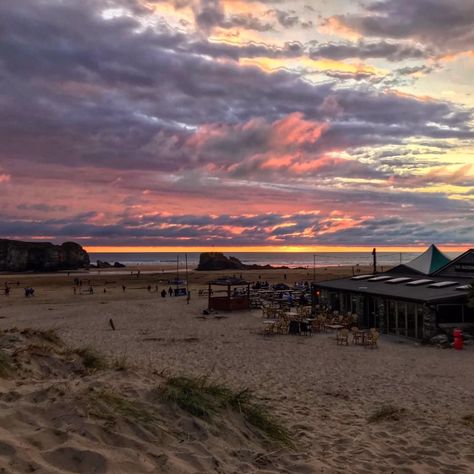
[313, 246, 474, 340]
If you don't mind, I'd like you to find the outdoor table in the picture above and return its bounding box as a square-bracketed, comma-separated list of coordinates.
[262, 319, 278, 324]
[325, 324, 345, 330]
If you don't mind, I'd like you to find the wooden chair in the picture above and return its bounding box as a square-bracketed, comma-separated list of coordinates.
[300, 321, 311, 336]
[366, 330, 379, 349]
[276, 319, 289, 335]
[311, 319, 321, 333]
[351, 326, 361, 345]
[337, 328, 349, 345]
[263, 321, 276, 336]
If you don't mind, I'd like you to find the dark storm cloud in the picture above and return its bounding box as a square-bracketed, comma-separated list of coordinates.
[0, 0, 471, 187]
[309, 40, 429, 61]
[329, 0, 474, 55]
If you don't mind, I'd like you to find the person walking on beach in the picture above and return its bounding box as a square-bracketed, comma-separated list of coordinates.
[161, 289, 166, 298]
[168, 286, 173, 297]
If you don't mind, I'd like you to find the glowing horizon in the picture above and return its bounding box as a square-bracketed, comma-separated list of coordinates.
[85, 245, 469, 254]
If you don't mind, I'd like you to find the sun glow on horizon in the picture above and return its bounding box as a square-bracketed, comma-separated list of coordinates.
[85, 245, 470, 253]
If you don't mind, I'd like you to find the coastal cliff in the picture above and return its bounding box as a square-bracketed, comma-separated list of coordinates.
[0, 239, 89, 272]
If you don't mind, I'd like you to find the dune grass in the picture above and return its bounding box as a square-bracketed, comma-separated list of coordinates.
[368, 404, 406, 423]
[20, 328, 61, 345]
[111, 353, 129, 372]
[0, 351, 13, 378]
[156, 376, 292, 445]
[89, 389, 157, 426]
[74, 346, 108, 370]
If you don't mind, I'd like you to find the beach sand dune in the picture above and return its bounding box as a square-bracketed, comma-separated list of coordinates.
[0, 269, 473, 473]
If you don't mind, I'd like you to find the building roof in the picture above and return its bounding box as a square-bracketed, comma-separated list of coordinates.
[390, 244, 451, 275]
[433, 248, 474, 278]
[315, 273, 471, 304]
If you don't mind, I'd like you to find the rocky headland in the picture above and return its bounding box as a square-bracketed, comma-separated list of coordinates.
[0, 239, 89, 272]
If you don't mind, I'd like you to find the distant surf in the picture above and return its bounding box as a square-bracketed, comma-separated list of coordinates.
[89, 251, 462, 269]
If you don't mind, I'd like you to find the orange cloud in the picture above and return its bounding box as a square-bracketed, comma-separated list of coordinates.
[319, 16, 362, 41]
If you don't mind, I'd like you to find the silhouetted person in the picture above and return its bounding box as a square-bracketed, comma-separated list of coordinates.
[161, 289, 166, 298]
[168, 286, 173, 297]
[122, 285, 126, 292]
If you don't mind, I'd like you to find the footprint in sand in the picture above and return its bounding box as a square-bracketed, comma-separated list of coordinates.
[43, 446, 107, 473]
[0, 440, 16, 457]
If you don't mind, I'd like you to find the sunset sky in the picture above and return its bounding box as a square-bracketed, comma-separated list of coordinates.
[1, 0, 473, 251]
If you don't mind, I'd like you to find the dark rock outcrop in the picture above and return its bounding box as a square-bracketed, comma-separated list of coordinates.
[196, 252, 290, 271]
[95, 260, 125, 268]
[196, 253, 244, 271]
[0, 239, 89, 272]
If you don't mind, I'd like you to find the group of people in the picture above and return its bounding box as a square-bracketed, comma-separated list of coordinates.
[72, 281, 189, 300]
[2, 282, 35, 297]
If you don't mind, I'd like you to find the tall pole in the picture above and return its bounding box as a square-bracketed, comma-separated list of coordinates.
[185, 253, 189, 304]
[313, 254, 316, 282]
[372, 248, 377, 274]
[176, 254, 179, 291]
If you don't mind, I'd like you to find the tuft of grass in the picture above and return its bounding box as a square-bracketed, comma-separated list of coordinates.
[112, 353, 129, 372]
[75, 347, 108, 371]
[89, 389, 156, 425]
[368, 404, 406, 423]
[24, 343, 56, 355]
[0, 351, 13, 378]
[21, 328, 61, 345]
[156, 376, 292, 445]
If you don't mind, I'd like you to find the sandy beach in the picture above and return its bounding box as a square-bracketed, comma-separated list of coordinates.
[0, 267, 473, 473]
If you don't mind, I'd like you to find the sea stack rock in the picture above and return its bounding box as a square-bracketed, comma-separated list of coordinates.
[0, 239, 90, 272]
[196, 252, 244, 271]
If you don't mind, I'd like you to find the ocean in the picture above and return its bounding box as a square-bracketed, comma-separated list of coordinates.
[88, 251, 463, 269]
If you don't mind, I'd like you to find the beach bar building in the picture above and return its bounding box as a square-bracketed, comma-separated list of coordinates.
[312, 245, 474, 340]
[208, 278, 251, 311]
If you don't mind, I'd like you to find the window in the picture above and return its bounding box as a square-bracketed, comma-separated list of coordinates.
[397, 302, 407, 336]
[407, 303, 416, 338]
